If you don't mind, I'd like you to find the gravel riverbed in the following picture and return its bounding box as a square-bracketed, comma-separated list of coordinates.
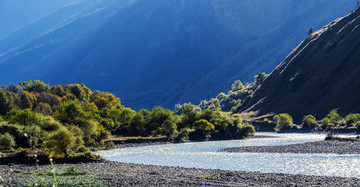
[221, 140, 360, 154]
[2, 138, 360, 186]
[2, 160, 360, 186]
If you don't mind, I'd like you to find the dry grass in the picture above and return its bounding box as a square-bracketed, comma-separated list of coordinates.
[104, 136, 166, 142]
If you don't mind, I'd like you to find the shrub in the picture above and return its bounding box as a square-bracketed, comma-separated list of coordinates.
[40, 116, 63, 132]
[239, 123, 255, 137]
[321, 117, 330, 126]
[80, 120, 101, 146]
[216, 92, 227, 101]
[23, 125, 43, 145]
[327, 109, 341, 124]
[0, 122, 25, 147]
[7, 108, 41, 126]
[193, 119, 215, 132]
[179, 104, 200, 129]
[345, 113, 360, 125]
[230, 103, 242, 113]
[55, 101, 86, 125]
[177, 128, 189, 142]
[192, 119, 215, 140]
[273, 113, 293, 132]
[43, 127, 77, 158]
[67, 125, 85, 148]
[228, 119, 255, 139]
[302, 115, 317, 130]
[231, 80, 244, 91]
[254, 72, 268, 86]
[146, 107, 175, 134]
[160, 119, 177, 140]
[34, 102, 53, 116]
[0, 133, 16, 150]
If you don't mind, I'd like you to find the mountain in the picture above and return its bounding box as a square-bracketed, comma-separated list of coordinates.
[0, 0, 357, 110]
[240, 7, 360, 122]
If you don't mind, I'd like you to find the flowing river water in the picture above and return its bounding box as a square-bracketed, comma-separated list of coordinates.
[96, 133, 360, 178]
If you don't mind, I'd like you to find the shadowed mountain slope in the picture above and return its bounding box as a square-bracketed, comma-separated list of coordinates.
[240, 7, 360, 122]
[0, 0, 357, 109]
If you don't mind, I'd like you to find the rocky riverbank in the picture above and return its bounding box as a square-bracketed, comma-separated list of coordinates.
[221, 139, 360, 154]
[2, 160, 360, 186]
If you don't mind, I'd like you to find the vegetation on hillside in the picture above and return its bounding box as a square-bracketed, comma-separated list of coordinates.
[187, 72, 268, 113]
[269, 110, 360, 132]
[0, 80, 255, 159]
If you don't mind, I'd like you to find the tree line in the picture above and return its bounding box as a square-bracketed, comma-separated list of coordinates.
[0, 80, 255, 158]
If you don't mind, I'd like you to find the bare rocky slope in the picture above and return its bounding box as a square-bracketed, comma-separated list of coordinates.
[240, 7, 360, 122]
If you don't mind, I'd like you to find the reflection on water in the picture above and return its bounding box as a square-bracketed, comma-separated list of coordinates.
[96, 133, 360, 178]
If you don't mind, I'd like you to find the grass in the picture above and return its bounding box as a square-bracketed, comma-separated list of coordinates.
[19, 166, 109, 187]
[199, 173, 224, 179]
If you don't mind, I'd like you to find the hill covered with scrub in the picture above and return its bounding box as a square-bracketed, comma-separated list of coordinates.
[0, 80, 254, 159]
[240, 7, 360, 123]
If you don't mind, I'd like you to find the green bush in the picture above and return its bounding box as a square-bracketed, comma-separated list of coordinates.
[40, 116, 63, 132]
[178, 103, 200, 129]
[321, 117, 330, 126]
[302, 115, 317, 130]
[55, 101, 86, 125]
[177, 128, 189, 142]
[224, 118, 254, 139]
[345, 113, 360, 125]
[238, 122, 255, 138]
[273, 113, 293, 132]
[7, 108, 41, 126]
[34, 102, 53, 116]
[254, 72, 268, 86]
[160, 119, 177, 140]
[231, 80, 244, 91]
[327, 109, 342, 125]
[0, 122, 25, 147]
[191, 119, 215, 140]
[67, 125, 85, 148]
[146, 107, 175, 135]
[43, 127, 77, 158]
[0, 133, 16, 150]
[23, 125, 44, 145]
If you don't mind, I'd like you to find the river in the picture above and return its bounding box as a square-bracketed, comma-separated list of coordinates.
[96, 132, 360, 178]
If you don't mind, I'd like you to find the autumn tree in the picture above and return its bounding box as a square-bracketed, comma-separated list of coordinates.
[18, 91, 37, 109]
[192, 119, 215, 140]
[90, 91, 122, 110]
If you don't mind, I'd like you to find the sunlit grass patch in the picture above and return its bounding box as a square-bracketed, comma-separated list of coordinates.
[199, 173, 224, 179]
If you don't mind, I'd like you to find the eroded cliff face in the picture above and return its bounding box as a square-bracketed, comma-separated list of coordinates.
[240, 8, 360, 122]
[0, 0, 356, 109]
